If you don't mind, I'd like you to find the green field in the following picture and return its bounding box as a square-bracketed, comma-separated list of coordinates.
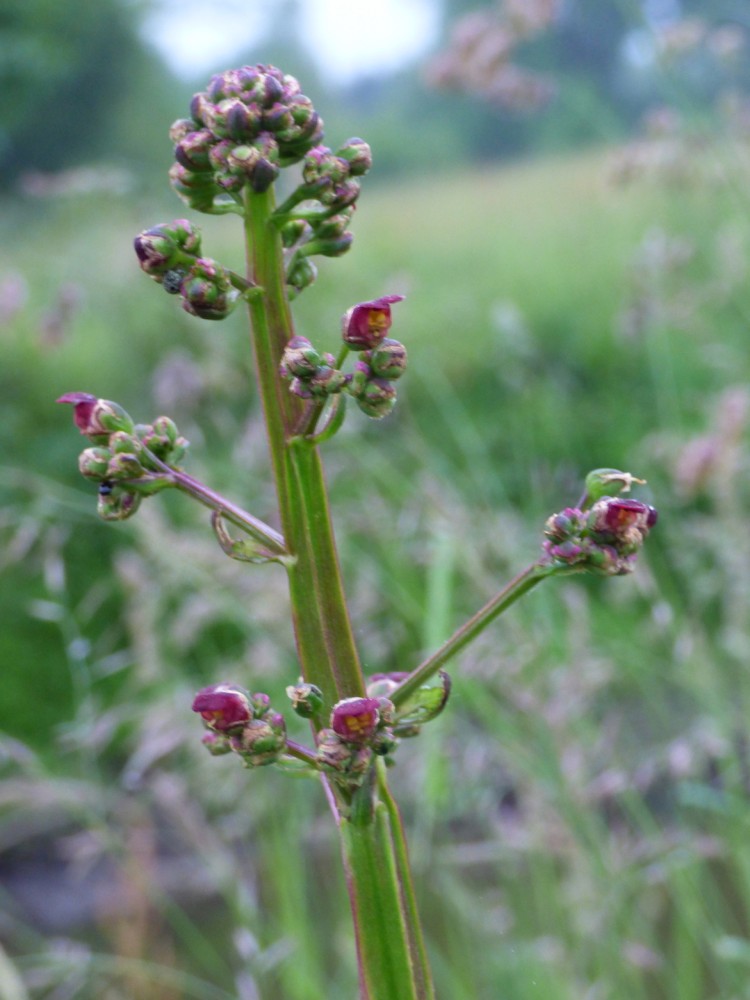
[2, 142, 750, 999]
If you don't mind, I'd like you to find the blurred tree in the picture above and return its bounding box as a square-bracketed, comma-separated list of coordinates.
[0, 0, 171, 185]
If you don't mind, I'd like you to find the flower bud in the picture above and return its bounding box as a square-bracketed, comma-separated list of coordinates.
[201, 731, 232, 756]
[279, 336, 320, 378]
[97, 486, 141, 521]
[316, 730, 352, 772]
[192, 683, 252, 733]
[331, 697, 381, 745]
[78, 446, 111, 479]
[342, 295, 405, 350]
[316, 729, 373, 779]
[356, 378, 397, 419]
[307, 232, 354, 258]
[336, 138, 372, 176]
[249, 692, 272, 717]
[303, 145, 348, 187]
[308, 366, 349, 397]
[583, 468, 646, 506]
[320, 179, 360, 210]
[231, 713, 286, 766]
[134, 220, 202, 278]
[588, 497, 657, 551]
[367, 338, 408, 379]
[169, 118, 194, 143]
[287, 257, 317, 294]
[106, 452, 143, 480]
[174, 129, 216, 172]
[286, 682, 325, 719]
[366, 672, 409, 699]
[169, 163, 221, 211]
[280, 219, 311, 248]
[180, 258, 240, 320]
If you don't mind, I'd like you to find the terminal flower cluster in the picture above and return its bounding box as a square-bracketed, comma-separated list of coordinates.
[543, 495, 658, 576]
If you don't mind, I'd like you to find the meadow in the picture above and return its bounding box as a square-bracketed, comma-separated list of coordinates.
[2, 138, 750, 999]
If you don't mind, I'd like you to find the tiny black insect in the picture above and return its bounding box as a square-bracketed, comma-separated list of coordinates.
[162, 268, 186, 294]
[98, 479, 114, 497]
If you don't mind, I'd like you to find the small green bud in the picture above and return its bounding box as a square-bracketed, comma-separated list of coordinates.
[286, 682, 325, 719]
[281, 219, 312, 248]
[106, 452, 143, 480]
[134, 220, 202, 278]
[174, 129, 216, 172]
[152, 415, 179, 448]
[308, 365, 349, 397]
[305, 232, 354, 258]
[201, 731, 233, 756]
[78, 447, 111, 479]
[231, 713, 287, 766]
[354, 377, 397, 418]
[180, 258, 240, 320]
[583, 469, 646, 507]
[279, 336, 320, 378]
[287, 257, 317, 293]
[97, 485, 141, 521]
[367, 338, 408, 380]
[336, 138, 372, 176]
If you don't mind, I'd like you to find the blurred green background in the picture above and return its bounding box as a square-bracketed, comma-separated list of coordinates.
[3, 1, 750, 997]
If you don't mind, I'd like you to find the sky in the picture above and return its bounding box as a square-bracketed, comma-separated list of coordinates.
[142, 0, 441, 84]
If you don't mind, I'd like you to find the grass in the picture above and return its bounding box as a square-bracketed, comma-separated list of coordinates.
[2, 140, 750, 998]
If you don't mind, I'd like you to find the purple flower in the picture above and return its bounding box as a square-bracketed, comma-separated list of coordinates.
[192, 683, 252, 732]
[331, 697, 381, 744]
[57, 392, 99, 434]
[342, 295, 405, 350]
[57, 393, 134, 440]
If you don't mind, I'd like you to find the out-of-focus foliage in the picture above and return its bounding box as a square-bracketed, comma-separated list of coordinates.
[0, 0, 182, 185]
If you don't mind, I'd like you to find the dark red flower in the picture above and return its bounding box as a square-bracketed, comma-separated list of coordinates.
[57, 392, 100, 435]
[57, 393, 134, 440]
[342, 294, 404, 350]
[192, 683, 252, 732]
[330, 697, 381, 744]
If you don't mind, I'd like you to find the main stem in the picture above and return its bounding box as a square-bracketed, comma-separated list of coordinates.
[242, 185, 433, 999]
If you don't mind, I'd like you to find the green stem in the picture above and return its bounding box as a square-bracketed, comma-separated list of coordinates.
[169, 468, 287, 555]
[243, 185, 364, 708]
[391, 561, 552, 709]
[340, 800, 430, 1000]
[243, 181, 435, 998]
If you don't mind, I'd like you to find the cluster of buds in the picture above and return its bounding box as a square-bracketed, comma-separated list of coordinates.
[169, 65, 324, 210]
[280, 138, 372, 295]
[343, 295, 407, 418]
[279, 335, 350, 400]
[57, 393, 187, 520]
[543, 496, 658, 576]
[133, 220, 241, 320]
[193, 683, 287, 767]
[278, 295, 407, 420]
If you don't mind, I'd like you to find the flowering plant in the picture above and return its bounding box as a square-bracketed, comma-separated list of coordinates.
[59, 64, 656, 998]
